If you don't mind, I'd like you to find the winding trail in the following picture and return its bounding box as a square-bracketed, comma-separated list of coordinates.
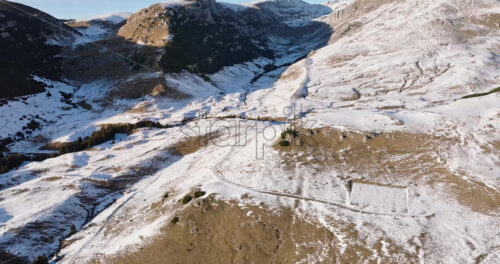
[68, 148, 182, 262]
[68, 115, 432, 262]
[212, 139, 432, 219]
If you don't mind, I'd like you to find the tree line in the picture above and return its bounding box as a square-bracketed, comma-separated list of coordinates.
[56, 121, 170, 155]
[1, 121, 170, 175]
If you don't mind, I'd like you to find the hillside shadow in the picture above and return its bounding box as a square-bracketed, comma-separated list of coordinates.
[0, 150, 183, 262]
[0, 207, 12, 224]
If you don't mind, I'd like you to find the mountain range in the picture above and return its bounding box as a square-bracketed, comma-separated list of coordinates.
[0, 0, 499, 263]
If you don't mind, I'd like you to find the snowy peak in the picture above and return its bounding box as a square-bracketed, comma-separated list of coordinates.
[66, 12, 131, 47]
[117, 0, 222, 47]
[246, 0, 332, 27]
[159, 0, 217, 9]
[82, 12, 132, 24]
[113, 0, 332, 74]
[116, 0, 331, 47]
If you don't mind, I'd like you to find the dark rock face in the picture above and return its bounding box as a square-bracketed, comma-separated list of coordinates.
[116, 0, 331, 75]
[158, 2, 278, 74]
[1, 0, 333, 96]
[0, 0, 78, 99]
[252, 0, 332, 28]
[63, 0, 294, 81]
[116, 0, 285, 74]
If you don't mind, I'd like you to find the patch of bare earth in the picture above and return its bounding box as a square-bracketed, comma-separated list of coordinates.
[275, 126, 500, 215]
[441, 175, 499, 216]
[275, 127, 448, 183]
[174, 132, 220, 156]
[106, 197, 417, 263]
[108, 77, 190, 100]
[279, 64, 303, 81]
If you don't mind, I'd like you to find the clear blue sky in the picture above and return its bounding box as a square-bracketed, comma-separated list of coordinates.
[9, 0, 323, 20]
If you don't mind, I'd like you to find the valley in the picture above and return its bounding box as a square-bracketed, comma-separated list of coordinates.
[0, 0, 499, 263]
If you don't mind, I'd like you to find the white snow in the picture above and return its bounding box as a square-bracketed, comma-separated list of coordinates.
[72, 24, 110, 46]
[0, 0, 499, 262]
[349, 182, 408, 214]
[220, 2, 249, 12]
[159, 0, 191, 9]
[245, 0, 333, 27]
[80, 12, 132, 24]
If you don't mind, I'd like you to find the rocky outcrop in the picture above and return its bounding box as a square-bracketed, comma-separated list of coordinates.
[114, 0, 330, 74]
[117, 4, 174, 47]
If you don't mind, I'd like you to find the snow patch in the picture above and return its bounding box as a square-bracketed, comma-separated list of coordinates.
[81, 12, 132, 24]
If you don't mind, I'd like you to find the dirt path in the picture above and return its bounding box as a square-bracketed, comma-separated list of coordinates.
[212, 142, 432, 219]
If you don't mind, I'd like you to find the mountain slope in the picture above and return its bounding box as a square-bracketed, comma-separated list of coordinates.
[84, 12, 132, 24]
[246, 0, 332, 27]
[0, 0, 78, 99]
[0, 0, 498, 263]
[122, 0, 275, 73]
[116, 0, 326, 73]
[65, 13, 131, 46]
[62, 0, 331, 88]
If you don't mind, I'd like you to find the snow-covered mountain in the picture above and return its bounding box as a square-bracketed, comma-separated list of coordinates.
[245, 0, 332, 27]
[83, 12, 132, 24]
[0, 0, 499, 263]
[65, 13, 132, 47]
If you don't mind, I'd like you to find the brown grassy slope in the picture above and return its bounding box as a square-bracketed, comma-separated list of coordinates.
[107, 197, 417, 264]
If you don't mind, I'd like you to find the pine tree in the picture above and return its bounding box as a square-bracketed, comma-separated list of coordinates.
[32, 254, 48, 264]
[70, 224, 77, 235]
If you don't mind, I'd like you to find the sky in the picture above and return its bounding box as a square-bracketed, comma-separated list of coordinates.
[9, 0, 324, 20]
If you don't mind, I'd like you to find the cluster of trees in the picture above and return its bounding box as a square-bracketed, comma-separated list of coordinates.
[32, 254, 48, 264]
[0, 153, 27, 174]
[279, 128, 298, 147]
[461, 87, 500, 99]
[0, 137, 13, 151]
[0, 153, 54, 174]
[279, 140, 290, 147]
[281, 128, 298, 139]
[181, 190, 206, 205]
[23, 120, 41, 131]
[181, 194, 192, 204]
[159, 12, 271, 74]
[193, 190, 206, 198]
[0, 121, 170, 175]
[57, 121, 169, 155]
